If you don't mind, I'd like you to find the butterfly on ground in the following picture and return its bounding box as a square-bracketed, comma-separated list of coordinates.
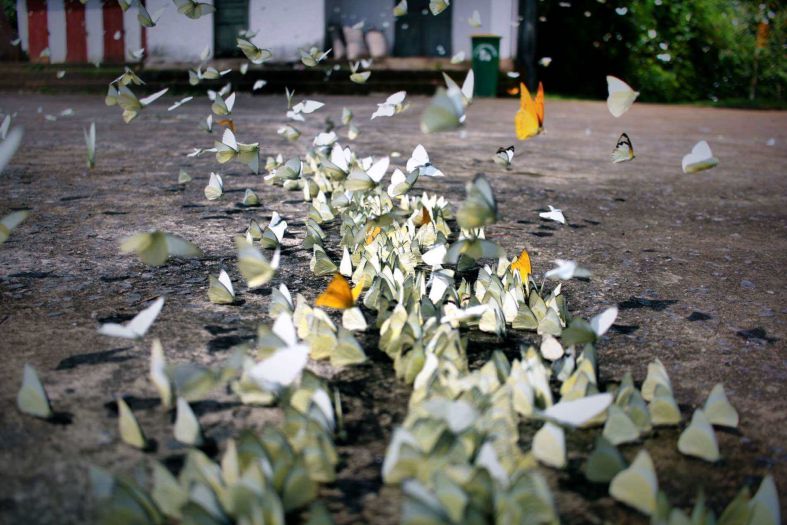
[315, 273, 363, 309]
[682, 140, 718, 173]
[494, 145, 515, 168]
[515, 81, 544, 140]
[611, 133, 635, 163]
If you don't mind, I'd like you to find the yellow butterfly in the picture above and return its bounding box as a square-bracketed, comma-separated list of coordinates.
[365, 225, 382, 245]
[510, 248, 532, 280]
[514, 81, 544, 140]
[315, 273, 363, 310]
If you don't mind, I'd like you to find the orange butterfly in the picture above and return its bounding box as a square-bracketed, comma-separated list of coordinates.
[365, 225, 382, 245]
[514, 82, 544, 140]
[315, 273, 364, 309]
[510, 248, 532, 280]
[216, 118, 236, 133]
[415, 207, 432, 227]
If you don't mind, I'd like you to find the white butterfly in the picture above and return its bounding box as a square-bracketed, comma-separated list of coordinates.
[682, 140, 718, 173]
[371, 91, 407, 119]
[98, 297, 164, 339]
[252, 79, 267, 91]
[590, 306, 618, 337]
[545, 259, 591, 280]
[539, 205, 565, 224]
[167, 96, 193, 111]
[468, 9, 481, 27]
[0, 127, 24, 174]
[204, 172, 223, 200]
[494, 145, 515, 168]
[606, 75, 639, 118]
[0, 115, 11, 140]
[442, 70, 474, 106]
[287, 99, 324, 121]
[421, 244, 447, 268]
[249, 320, 309, 391]
[540, 393, 613, 427]
[406, 144, 444, 177]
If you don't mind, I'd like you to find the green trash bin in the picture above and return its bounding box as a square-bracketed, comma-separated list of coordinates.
[471, 34, 501, 97]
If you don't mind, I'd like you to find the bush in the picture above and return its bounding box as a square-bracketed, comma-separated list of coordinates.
[535, 0, 785, 104]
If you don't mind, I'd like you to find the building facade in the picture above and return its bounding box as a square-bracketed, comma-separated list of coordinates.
[15, 0, 519, 65]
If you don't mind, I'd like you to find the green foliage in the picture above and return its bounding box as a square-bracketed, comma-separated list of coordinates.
[536, 0, 785, 104]
[1, 0, 16, 28]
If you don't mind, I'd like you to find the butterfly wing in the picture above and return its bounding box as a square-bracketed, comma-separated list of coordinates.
[515, 83, 539, 140]
[126, 297, 165, 338]
[611, 133, 635, 163]
[316, 273, 355, 309]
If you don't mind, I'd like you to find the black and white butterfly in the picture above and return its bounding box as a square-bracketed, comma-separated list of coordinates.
[494, 145, 515, 168]
[611, 133, 635, 163]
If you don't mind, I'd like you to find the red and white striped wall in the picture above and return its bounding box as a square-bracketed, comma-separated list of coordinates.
[15, 0, 146, 64]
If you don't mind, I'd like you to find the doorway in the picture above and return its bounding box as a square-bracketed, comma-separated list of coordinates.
[393, 0, 452, 57]
[213, 0, 249, 58]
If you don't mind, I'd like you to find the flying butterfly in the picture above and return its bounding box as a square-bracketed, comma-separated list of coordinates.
[214, 129, 260, 173]
[349, 61, 371, 84]
[235, 236, 279, 288]
[606, 75, 639, 118]
[421, 87, 466, 134]
[393, 0, 407, 16]
[115, 86, 168, 123]
[211, 92, 236, 116]
[456, 174, 497, 229]
[0, 126, 23, 174]
[406, 144, 444, 177]
[442, 70, 474, 106]
[167, 96, 193, 111]
[515, 81, 544, 140]
[0, 210, 29, 246]
[300, 46, 331, 67]
[611, 133, 635, 163]
[84, 121, 96, 169]
[174, 0, 215, 19]
[98, 297, 164, 339]
[237, 38, 272, 64]
[371, 91, 407, 119]
[120, 231, 203, 266]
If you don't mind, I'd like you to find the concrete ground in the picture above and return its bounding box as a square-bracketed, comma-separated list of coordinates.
[0, 92, 785, 524]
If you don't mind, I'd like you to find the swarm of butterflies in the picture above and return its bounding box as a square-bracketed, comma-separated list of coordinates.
[0, 1, 776, 525]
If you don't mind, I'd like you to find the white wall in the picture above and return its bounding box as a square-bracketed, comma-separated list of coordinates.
[16, 0, 28, 53]
[84, 0, 104, 64]
[146, 0, 213, 62]
[122, 2, 142, 62]
[47, 0, 67, 62]
[452, 0, 517, 60]
[249, 0, 326, 61]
